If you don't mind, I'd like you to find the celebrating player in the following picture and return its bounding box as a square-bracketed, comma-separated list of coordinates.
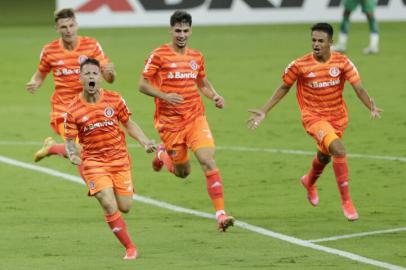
[65, 58, 156, 259]
[247, 23, 382, 221]
[138, 10, 234, 231]
[26, 8, 115, 162]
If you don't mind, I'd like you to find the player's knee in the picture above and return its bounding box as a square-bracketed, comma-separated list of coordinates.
[317, 152, 331, 164]
[328, 139, 346, 157]
[119, 205, 131, 214]
[175, 170, 190, 178]
[199, 157, 216, 171]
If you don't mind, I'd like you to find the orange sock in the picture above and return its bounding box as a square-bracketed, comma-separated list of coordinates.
[48, 143, 67, 158]
[205, 169, 225, 211]
[333, 156, 350, 202]
[159, 151, 174, 173]
[105, 211, 135, 249]
[307, 156, 327, 185]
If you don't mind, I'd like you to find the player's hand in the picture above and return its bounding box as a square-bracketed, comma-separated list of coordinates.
[213, 94, 224, 109]
[69, 154, 82, 165]
[103, 62, 115, 74]
[370, 99, 383, 119]
[144, 140, 157, 153]
[26, 80, 41, 93]
[163, 93, 183, 105]
[247, 109, 266, 130]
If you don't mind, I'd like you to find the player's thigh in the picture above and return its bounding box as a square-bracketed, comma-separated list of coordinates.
[159, 129, 190, 165]
[306, 121, 340, 154]
[361, 0, 376, 13]
[111, 169, 134, 197]
[94, 187, 118, 214]
[344, 0, 360, 12]
[115, 194, 133, 213]
[83, 171, 114, 196]
[187, 116, 215, 153]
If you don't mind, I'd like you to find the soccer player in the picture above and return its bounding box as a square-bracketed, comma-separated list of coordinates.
[247, 23, 382, 221]
[65, 58, 156, 259]
[332, 0, 379, 54]
[138, 10, 234, 231]
[26, 8, 116, 162]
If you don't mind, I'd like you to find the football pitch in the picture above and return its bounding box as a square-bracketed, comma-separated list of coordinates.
[1, 7, 405, 270]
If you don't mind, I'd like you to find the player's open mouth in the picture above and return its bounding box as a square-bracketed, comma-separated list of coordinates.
[89, 82, 95, 87]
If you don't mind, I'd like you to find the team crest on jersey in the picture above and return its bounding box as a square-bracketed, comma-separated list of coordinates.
[78, 55, 88, 64]
[104, 107, 114, 118]
[190, 60, 198, 70]
[89, 181, 96, 190]
[170, 63, 177, 68]
[329, 67, 340, 77]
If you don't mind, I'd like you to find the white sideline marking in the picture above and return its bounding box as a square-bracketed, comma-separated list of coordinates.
[1, 140, 406, 163]
[0, 155, 405, 270]
[308, 227, 406, 243]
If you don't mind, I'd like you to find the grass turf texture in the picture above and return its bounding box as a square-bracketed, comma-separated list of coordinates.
[0, 7, 405, 269]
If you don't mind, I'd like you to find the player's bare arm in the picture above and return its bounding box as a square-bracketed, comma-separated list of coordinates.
[124, 119, 156, 153]
[197, 77, 224, 109]
[101, 62, 116, 83]
[138, 75, 183, 104]
[351, 81, 383, 119]
[26, 71, 47, 93]
[65, 139, 81, 165]
[247, 83, 291, 129]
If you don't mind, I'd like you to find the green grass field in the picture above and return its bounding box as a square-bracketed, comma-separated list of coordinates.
[0, 3, 405, 269]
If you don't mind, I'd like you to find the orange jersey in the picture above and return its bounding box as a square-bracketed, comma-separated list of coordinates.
[283, 52, 361, 131]
[64, 89, 131, 172]
[142, 44, 206, 132]
[38, 36, 109, 116]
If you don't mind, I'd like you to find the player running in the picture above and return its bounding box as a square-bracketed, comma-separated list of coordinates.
[248, 23, 382, 221]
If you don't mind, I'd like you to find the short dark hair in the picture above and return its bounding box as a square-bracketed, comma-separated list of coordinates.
[54, 8, 76, 23]
[170, 10, 192, 27]
[80, 58, 100, 71]
[311, 23, 334, 39]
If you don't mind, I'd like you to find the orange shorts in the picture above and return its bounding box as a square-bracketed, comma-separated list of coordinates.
[50, 103, 66, 136]
[82, 167, 134, 196]
[158, 116, 215, 164]
[306, 120, 343, 154]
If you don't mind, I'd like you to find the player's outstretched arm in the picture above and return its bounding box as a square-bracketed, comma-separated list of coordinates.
[66, 139, 81, 165]
[26, 71, 46, 93]
[351, 81, 383, 119]
[124, 118, 156, 153]
[101, 62, 116, 83]
[196, 77, 224, 109]
[247, 84, 291, 129]
[138, 75, 183, 105]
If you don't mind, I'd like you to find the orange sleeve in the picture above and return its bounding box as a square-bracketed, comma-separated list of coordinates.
[198, 55, 206, 79]
[64, 111, 78, 140]
[117, 96, 132, 125]
[142, 52, 162, 79]
[37, 47, 51, 75]
[282, 60, 299, 87]
[91, 40, 109, 68]
[343, 57, 361, 84]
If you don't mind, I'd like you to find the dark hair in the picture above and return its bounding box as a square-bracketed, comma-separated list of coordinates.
[311, 23, 334, 39]
[80, 58, 100, 71]
[54, 8, 76, 23]
[170, 10, 192, 27]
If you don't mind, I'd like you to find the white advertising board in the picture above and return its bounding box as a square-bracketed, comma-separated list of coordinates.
[56, 0, 406, 28]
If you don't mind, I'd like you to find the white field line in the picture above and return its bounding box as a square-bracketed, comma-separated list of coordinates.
[308, 227, 406, 243]
[1, 140, 406, 163]
[0, 155, 405, 270]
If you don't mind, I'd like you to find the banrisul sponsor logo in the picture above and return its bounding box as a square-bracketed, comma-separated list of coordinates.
[310, 79, 340, 88]
[55, 68, 80, 76]
[167, 72, 197, 79]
